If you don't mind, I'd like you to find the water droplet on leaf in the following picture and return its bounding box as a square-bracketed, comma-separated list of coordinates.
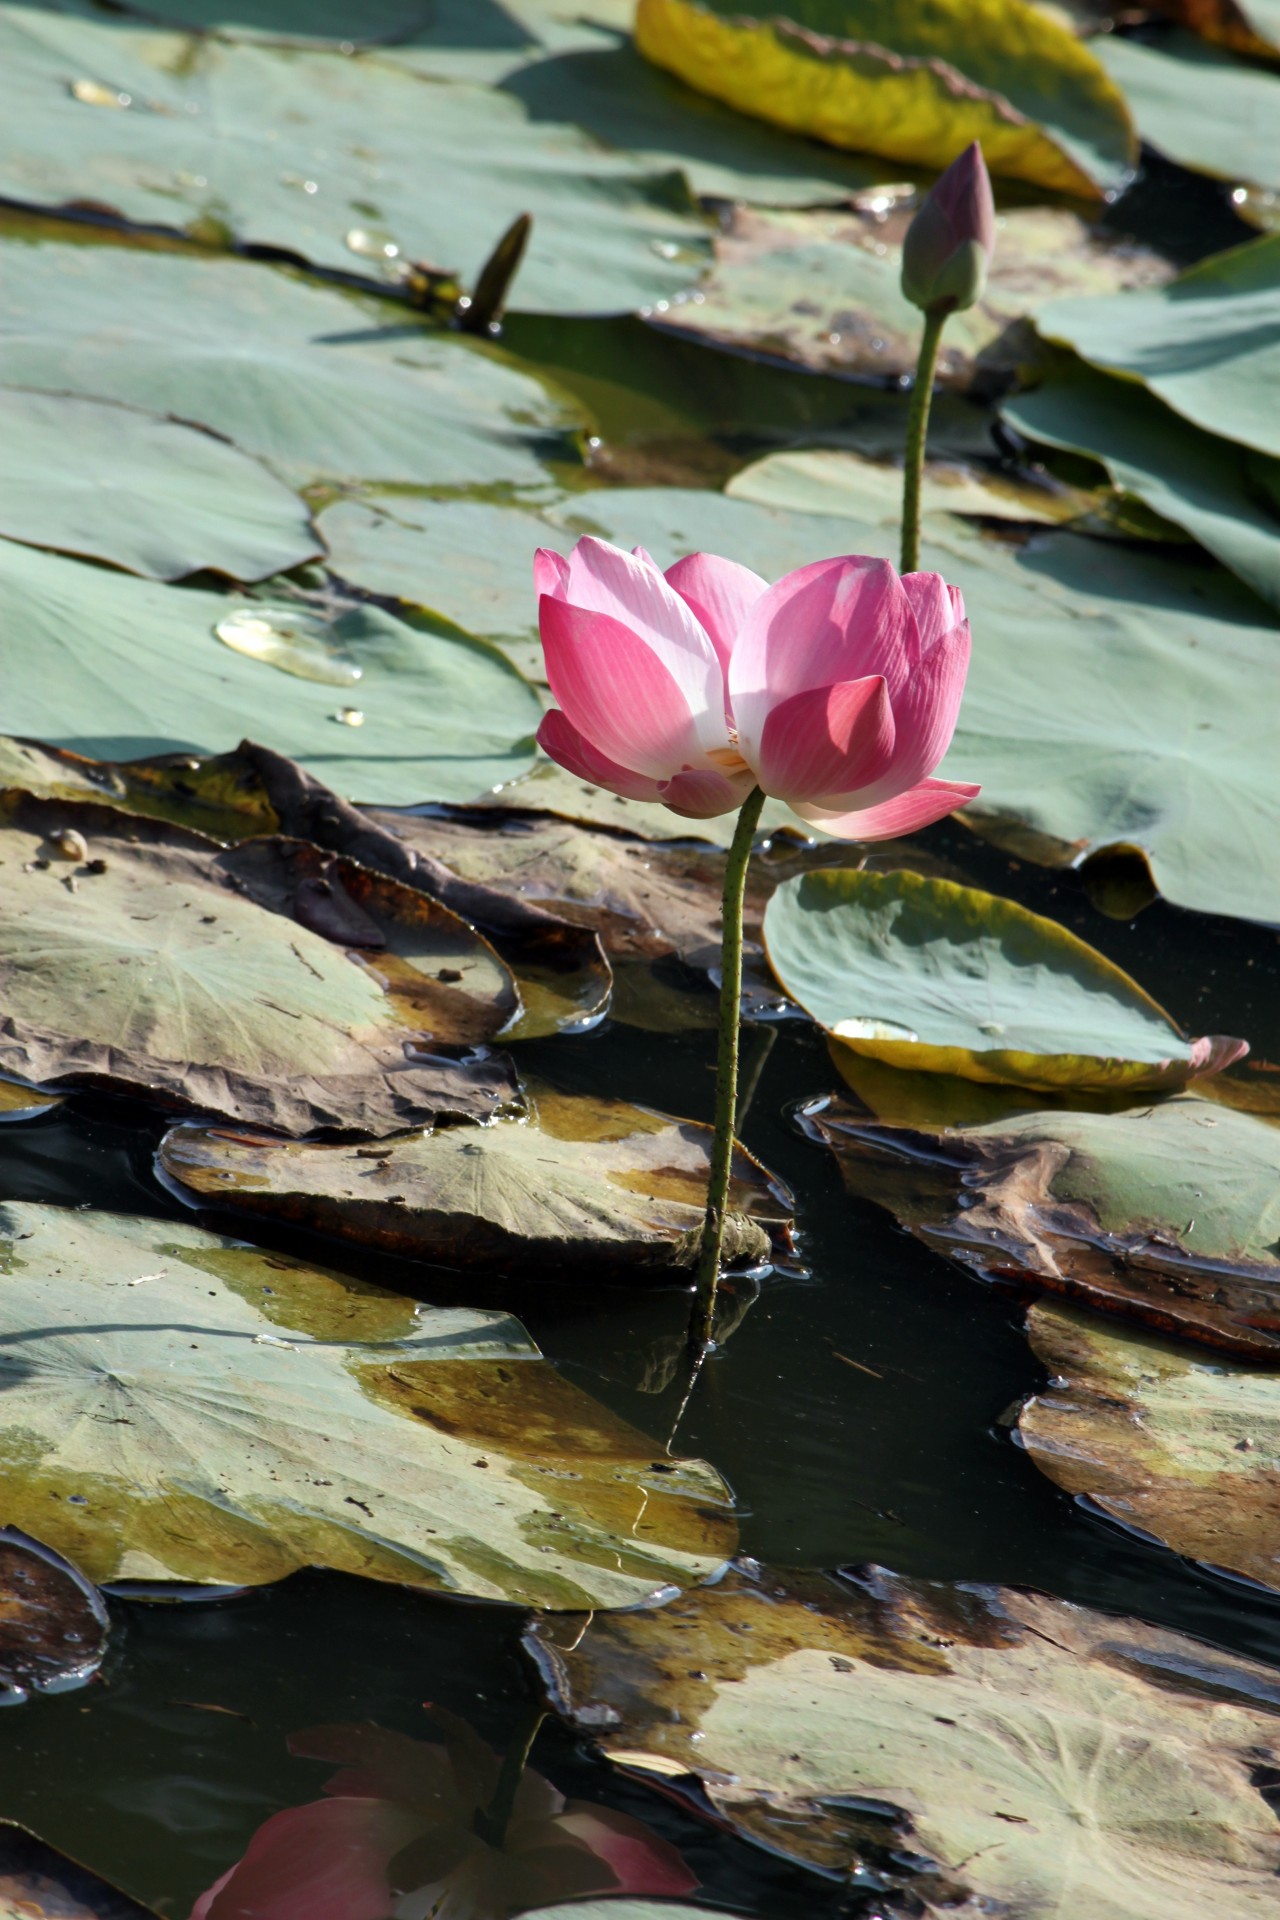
[214, 607, 363, 688]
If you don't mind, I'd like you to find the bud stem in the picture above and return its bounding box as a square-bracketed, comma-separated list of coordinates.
[901, 307, 946, 576]
[689, 783, 767, 1360]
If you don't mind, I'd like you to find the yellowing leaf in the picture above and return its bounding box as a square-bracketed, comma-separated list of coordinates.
[635, 0, 1136, 197]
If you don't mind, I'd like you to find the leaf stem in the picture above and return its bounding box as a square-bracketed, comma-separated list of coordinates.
[688, 784, 767, 1359]
[901, 307, 946, 576]
[472, 1706, 546, 1850]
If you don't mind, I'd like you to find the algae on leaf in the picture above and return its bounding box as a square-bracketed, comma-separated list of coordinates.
[0, 1202, 736, 1603]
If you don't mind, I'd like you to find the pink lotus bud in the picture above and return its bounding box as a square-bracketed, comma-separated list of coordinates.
[901, 142, 996, 316]
[532, 536, 979, 841]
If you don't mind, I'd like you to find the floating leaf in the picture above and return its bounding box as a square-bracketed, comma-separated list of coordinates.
[527, 1561, 1280, 1911]
[1037, 232, 1280, 460]
[0, 1823, 161, 1920]
[158, 1082, 792, 1275]
[1019, 1300, 1280, 1592]
[729, 446, 1078, 526]
[0, 1530, 108, 1703]
[763, 869, 1241, 1091]
[0, 791, 521, 1135]
[523, 1907, 709, 1920]
[1097, 30, 1280, 204]
[0, 1201, 735, 1603]
[664, 201, 1170, 387]
[0, 236, 571, 489]
[0, 541, 542, 807]
[1140, 0, 1280, 60]
[0, 388, 318, 584]
[635, 0, 1136, 196]
[1004, 357, 1280, 612]
[803, 1093, 1280, 1359]
[0, 10, 710, 315]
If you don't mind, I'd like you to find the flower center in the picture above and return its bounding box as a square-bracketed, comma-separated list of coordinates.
[707, 737, 750, 777]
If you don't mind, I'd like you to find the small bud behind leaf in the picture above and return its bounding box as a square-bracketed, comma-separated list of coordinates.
[901, 142, 996, 316]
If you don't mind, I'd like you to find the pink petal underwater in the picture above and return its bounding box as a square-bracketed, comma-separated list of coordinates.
[537, 708, 667, 803]
[659, 766, 755, 818]
[1187, 1033, 1250, 1078]
[755, 676, 895, 802]
[795, 776, 981, 842]
[539, 597, 716, 779]
[190, 1797, 423, 1920]
[554, 1806, 698, 1895]
[559, 537, 727, 751]
[729, 556, 919, 758]
[664, 551, 769, 675]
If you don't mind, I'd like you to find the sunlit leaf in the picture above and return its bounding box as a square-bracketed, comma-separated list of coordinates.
[1097, 30, 1280, 204]
[0, 388, 318, 584]
[0, 1201, 736, 1603]
[527, 1561, 1280, 1911]
[158, 1081, 792, 1275]
[1004, 357, 1280, 611]
[1020, 1299, 1280, 1592]
[764, 869, 1240, 1091]
[635, 0, 1136, 196]
[0, 791, 521, 1134]
[729, 446, 1080, 526]
[1037, 231, 1280, 459]
[803, 1093, 1280, 1359]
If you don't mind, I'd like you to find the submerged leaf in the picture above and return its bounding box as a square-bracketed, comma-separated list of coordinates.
[0, 792, 521, 1135]
[763, 869, 1242, 1091]
[0, 1202, 736, 1603]
[158, 1083, 792, 1276]
[527, 1561, 1280, 1911]
[804, 1094, 1280, 1359]
[1020, 1300, 1280, 1592]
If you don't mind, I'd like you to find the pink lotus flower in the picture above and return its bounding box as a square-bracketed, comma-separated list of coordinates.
[190, 1712, 694, 1920]
[535, 538, 979, 838]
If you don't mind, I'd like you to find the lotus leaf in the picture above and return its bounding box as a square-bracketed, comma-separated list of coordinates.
[1020, 1300, 1280, 1592]
[729, 446, 1075, 526]
[0, 791, 521, 1134]
[0, 1530, 108, 1704]
[804, 1093, 1280, 1359]
[0, 1823, 161, 1920]
[526, 1562, 1280, 1911]
[1037, 233, 1280, 459]
[157, 1082, 792, 1274]
[0, 388, 319, 583]
[0, 7, 710, 313]
[1143, 0, 1280, 58]
[1097, 30, 1280, 201]
[523, 1907, 709, 1920]
[763, 869, 1239, 1090]
[0, 1201, 736, 1602]
[1004, 358, 1280, 611]
[0, 236, 572, 488]
[634, 0, 1136, 196]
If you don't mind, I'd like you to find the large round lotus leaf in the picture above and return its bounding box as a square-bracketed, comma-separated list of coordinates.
[763, 869, 1228, 1091]
[0, 237, 570, 489]
[0, 387, 318, 583]
[1019, 1300, 1280, 1593]
[157, 1082, 791, 1274]
[0, 540, 542, 806]
[1096, 30, 1280, 200]
[804, 1093, 1280, 1359]
[0, 1531, 108, 1703]
[1037, 233, 1280, 459]
[0, 9, 710, 314]
[663, 202, 1170, 387]
[635, 0, 1136, 197]
[729, 446, 1078, 527]
[0, 1201, 735, 1604]
[1004, 359, 1280, 613]
[0, 792, 521, 1135]
[526, 1563, 1280, 1910]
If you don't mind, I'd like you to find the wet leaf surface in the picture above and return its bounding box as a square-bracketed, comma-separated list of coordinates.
[157, 1081, 792, 1276]
[0, 791, 521, 1135]
[635, 0, 1136, 196]
[0, 1530, 108, 1703]
[1019, 1300, 1280, 1592]
[0, 1201, 736, 1604]
[0, 388, 319, 584]
[663, 201, 1170, 389]
[764, 869, 1239, 1091]
[803, 1094, 1280, 1358]
[526, 1560, 1280, 1912]
[0, 1823, 161, 1919]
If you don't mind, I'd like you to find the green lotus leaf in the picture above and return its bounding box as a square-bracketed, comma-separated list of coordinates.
[0, 1823, 160, 1920]
[729, 446, 1077, 527]
[764, 868, 1239, 1090]
[0, 1201, 735, 1603]
[1097, 30, 1280, 204]
[526, 1562, 1280, 1910]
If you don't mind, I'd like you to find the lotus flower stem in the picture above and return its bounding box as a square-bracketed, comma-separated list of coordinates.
[689, 783, 767, 1358]
[901, 307, 945, 577]
[473, 1707, 546, 1849]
